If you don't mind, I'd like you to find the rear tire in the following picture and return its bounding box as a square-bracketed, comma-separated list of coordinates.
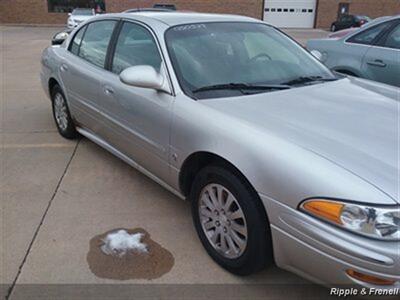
[51, 85, 78, 139]
[190, 165, 273, 276]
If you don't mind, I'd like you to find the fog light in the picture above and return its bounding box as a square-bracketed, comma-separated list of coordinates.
[346, 269, 395, 285]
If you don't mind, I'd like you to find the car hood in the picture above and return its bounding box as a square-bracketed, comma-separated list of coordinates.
[70, 15, 94, 22]
[202, 78, 399, 203]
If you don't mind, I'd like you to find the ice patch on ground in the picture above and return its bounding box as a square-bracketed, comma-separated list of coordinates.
[101, 229, 147, 257]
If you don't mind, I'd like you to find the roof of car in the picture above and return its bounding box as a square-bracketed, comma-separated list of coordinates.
[114, 11, 258, 26]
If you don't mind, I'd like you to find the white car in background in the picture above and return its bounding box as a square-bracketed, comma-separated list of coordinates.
[67, 8, 95, 29]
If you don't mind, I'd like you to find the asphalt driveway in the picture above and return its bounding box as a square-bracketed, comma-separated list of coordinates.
[0, 26, 329, 300]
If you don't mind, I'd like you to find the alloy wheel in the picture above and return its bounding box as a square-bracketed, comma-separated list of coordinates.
[54, 93, 69, 131]
[198, 183, 248, 259]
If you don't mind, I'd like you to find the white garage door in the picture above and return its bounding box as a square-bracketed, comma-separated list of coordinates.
[263, 0, 317, 28]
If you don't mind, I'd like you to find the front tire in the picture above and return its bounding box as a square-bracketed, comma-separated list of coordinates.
[190, 165, 273, 275]
[51, 85, 78, 139]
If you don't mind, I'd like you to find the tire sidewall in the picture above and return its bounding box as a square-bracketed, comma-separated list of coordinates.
[190, 165, 272, 274]
[51, 85, 77, 139]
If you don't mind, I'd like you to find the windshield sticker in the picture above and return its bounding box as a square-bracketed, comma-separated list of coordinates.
[173, 24, 207, 31]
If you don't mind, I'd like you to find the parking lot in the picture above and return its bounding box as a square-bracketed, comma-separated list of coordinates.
[1, 26, 330, 299]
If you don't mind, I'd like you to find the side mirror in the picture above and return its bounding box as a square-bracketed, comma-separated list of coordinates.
[119, 65, 170, 93]
[310, 50, 323, 61]
[68, 13, 72, 16]
[52, 31, 70, 45]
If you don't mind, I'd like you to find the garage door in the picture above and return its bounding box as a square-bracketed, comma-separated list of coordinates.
[263, 0, 317, 28]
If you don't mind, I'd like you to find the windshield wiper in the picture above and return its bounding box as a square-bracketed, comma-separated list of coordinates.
[282, 76, 338, 86]
[192, 83, 291, 93]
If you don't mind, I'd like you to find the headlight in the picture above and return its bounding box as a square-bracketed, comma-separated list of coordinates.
[300, 199, 399, 241]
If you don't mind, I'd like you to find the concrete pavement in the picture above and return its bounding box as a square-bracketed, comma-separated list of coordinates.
[1, 26, 328, 299]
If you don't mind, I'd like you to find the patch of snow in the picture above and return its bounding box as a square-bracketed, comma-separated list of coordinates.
[101, 230, 147, 257]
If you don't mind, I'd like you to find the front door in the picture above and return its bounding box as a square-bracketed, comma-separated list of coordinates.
[98, 21, 174, 183]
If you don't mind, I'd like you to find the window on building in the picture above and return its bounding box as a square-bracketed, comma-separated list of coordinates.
[48, 0, 105, 13]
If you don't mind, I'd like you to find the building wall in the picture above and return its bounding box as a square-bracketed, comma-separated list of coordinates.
[0, 0, 264, 25]
[107, 0, 264, 19]
[0, 0, 68, 24]
[1, 0, 399, 27]
[316, 0, 400, 28]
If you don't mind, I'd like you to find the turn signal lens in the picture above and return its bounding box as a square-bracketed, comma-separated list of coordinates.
[346, 269, 395, 286]
[300, 199, 399, 241]
[302, 200, 344, 224]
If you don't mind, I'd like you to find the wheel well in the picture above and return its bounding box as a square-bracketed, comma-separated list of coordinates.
[48, 78, 59, 97]
[179, 152, 251, 198]
[335, 69, 358, 77]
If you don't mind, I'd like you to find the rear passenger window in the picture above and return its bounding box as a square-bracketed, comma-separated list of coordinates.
[111, 22, 162, 74]
[347, 21, 393, 45]
[69, 26, 86, 55]
[78, 20, 117, 68]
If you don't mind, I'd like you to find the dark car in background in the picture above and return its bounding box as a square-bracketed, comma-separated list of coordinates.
[331, 15, 371, 32]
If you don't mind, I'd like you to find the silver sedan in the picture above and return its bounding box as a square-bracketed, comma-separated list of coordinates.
[41, 12, 399, 288]
[307, 15, 400, 87]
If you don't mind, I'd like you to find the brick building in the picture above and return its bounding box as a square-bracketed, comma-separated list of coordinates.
[0, 0, 399, 28]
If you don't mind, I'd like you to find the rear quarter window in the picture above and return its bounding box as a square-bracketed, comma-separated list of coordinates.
[69, 26, 86, 55]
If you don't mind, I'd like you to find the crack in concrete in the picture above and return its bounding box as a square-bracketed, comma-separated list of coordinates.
[5, 139, 80, 300]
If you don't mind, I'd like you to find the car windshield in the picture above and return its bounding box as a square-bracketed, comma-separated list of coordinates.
[165, 22, 336, 99]
[72, 9, 94, 16]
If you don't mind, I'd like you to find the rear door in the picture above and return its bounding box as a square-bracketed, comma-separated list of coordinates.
[361, 21, 400, 87]
[61, 19, 118, 132]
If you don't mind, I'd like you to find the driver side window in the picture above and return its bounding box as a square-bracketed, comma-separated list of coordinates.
[111, 22, 162, 74]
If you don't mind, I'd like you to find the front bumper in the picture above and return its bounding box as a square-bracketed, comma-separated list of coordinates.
[259, 193, 400, 288]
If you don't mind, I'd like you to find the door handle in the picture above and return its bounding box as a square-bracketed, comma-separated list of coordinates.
[103, 85, 114, 95]
[60, 64, 69, 72]
[366, 60, 387, 68]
